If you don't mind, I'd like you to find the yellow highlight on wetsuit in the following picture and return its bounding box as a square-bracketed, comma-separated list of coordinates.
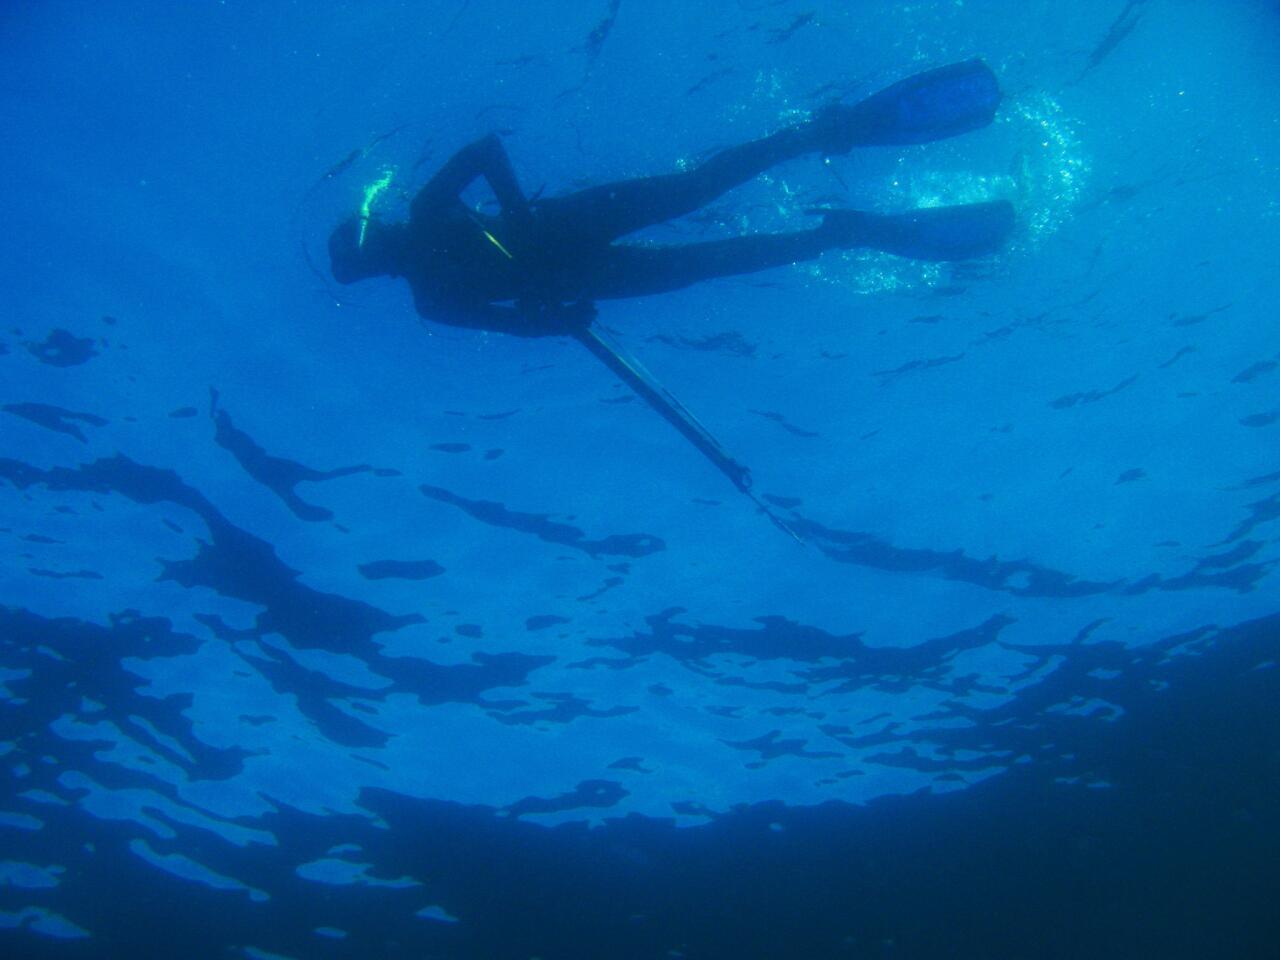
[358, 168, 395, 248]
[480, 227, 514, 260]
[463, 210, 514, 260]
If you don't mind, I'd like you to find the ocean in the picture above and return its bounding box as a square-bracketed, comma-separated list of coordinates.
[1, 1, 1278, 957]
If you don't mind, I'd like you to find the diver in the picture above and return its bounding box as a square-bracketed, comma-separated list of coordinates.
[327, 59, 1015, 337]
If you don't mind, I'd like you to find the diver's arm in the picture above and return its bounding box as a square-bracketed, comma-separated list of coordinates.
[411, 134, 533, 226]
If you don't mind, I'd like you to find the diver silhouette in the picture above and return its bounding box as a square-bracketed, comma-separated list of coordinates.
[326, 59, 1014, 537]
[328, 59, 1013, 338]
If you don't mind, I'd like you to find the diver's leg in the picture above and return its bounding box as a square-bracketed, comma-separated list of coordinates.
[535, 60, 1001, 246]
[535, 123, 828, 246]
[573, 200, 1015, 300]
[578, 230, 832, 300]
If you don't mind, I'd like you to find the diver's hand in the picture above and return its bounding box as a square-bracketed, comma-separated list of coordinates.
[553, 300, 597, 330]
[520, 299, 597, 335]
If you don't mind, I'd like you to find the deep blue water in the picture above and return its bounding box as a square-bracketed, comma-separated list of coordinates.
[2, 1, 1279, 957]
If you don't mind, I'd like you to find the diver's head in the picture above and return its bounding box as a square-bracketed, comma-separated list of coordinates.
[328, 215, 403, 284]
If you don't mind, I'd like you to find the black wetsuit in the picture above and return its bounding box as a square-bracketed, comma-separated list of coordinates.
[388, 123, 844, 337]
[332, 60, 1012, 336]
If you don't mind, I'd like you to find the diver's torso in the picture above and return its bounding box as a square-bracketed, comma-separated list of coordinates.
[404, 205, 525, 303]
[404, 202, 605, 312]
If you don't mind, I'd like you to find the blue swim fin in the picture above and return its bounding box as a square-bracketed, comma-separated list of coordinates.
[816, 59, 1001, 151]
[815, 201, 1015, 261]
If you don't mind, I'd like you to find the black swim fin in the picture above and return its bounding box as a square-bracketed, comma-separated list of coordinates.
[814, 200, 1015, 261]
[815, 59, 1001, 151]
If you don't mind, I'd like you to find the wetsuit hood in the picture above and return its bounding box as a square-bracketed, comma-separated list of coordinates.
[329, 216, 403, 283]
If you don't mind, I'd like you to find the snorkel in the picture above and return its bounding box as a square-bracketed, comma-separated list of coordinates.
[357, 167, 396, 248]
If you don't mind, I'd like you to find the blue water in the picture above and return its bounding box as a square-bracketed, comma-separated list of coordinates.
[2, 1, 1279, 957]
